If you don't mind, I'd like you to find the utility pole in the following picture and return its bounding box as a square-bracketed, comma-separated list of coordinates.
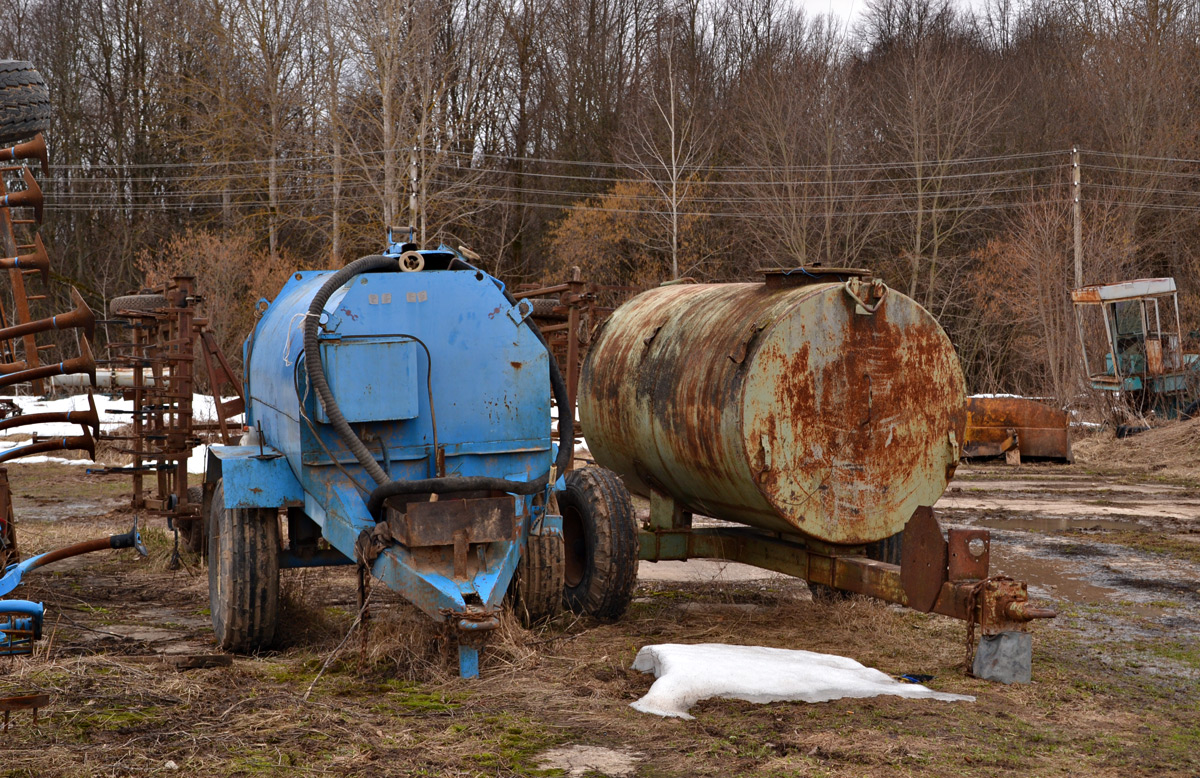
[1080, 147, 1089, 286]
[408, 144, 417, 242]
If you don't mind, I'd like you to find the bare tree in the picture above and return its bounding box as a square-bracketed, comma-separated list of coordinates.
[620, 1, 713, 279]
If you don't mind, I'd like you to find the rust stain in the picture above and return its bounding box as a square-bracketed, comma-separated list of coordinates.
[340, 307, 359, 321]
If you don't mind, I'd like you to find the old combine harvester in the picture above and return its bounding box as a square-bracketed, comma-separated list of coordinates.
[579, 268, 1056, 682]
[204, 238, 587, 677]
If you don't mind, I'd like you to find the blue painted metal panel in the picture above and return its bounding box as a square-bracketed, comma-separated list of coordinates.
[314, 336, 418, 424]
[242, 264, 552, 494]
[206, 446, 305, 509]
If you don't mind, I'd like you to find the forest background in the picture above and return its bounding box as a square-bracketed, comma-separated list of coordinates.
[2, 0, 1200, 404]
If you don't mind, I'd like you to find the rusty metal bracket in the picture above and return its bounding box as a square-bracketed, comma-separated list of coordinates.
[843, 278, 888, 315]
[900, 507, 947, 612]
[948, 528, 990, 581]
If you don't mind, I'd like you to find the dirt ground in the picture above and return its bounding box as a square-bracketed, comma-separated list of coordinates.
[1, 423, 1199, 777]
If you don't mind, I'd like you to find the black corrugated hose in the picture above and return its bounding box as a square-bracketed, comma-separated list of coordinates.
[301, 254, 572, 519]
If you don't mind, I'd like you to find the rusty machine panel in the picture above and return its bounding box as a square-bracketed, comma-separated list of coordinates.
[962, 395, 1072, 464]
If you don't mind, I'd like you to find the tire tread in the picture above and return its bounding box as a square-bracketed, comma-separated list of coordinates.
[562, 466, 638, 620]
[0, 61, 50, 145]
[208, 480, 279, 652]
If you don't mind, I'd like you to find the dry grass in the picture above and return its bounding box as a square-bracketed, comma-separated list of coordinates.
[1073, 416, 1200, 482]
[0, 462, 1197, 776]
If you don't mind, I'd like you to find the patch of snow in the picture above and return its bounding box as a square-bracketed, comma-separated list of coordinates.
[0, 392, 241, 472]
[630, 643, 974, 719]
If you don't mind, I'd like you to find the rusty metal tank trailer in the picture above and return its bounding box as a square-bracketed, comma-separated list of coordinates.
[577, 267, 1056, 683]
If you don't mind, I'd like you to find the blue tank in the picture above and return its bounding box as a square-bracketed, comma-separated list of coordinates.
[205, 244, 569, 677]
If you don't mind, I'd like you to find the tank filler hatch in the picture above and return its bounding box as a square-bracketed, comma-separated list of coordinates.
[760, 267, 872, 288]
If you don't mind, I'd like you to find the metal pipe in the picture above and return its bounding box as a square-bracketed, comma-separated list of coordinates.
[0, 432, 94, 463]
[0, 287, 94, 343]
[0, 392, 99, 436]
[0, 336, 95, 390]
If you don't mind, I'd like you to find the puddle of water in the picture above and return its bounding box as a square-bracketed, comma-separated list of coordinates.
[951, 480, 1191, 495]
[990, 545, 1119, 604]
[974, 517, 1143, 532]
[936, 494, 1200, 521]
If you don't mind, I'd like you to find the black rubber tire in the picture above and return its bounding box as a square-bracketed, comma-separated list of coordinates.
[110, 293, 168, 316]
[1181, 399, 1200, 420]
[0, 61, 51, 145]
[208, 479, 280, 652]
[866, 532, 903, 566]
[512, 525, 566, 626]
[178, 484, 206, 554]
[560, 466, 638, 620]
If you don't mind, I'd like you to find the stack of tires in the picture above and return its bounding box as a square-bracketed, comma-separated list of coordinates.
[0, 61, 51, 145]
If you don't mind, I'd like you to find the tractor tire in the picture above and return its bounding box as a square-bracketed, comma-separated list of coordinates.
[208, 479, 280, 652]
[110, 294, 168, 317]
[512, 524, 566, 627]
[0, 61, 51, 145]
[177, 484, 206, 555]
[529, 297, 565, 320]
[560, 466, 638, 620]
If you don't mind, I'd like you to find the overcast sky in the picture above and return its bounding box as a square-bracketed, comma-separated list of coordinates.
[799, 0, 988, 34]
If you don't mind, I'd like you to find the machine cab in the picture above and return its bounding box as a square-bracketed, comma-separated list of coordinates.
[1071, 277, 1197, 415]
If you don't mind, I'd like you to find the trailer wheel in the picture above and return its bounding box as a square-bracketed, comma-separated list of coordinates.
[866, 532, 903, 566]
[512, 525, 565, 626]
[208, 479, 280, 652]
[0, 61, 51, 145]
[110, 293, 168, 317]
[560, 466, 638, 620]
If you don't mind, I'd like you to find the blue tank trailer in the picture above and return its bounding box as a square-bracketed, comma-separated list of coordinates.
[202, 240, 638, 678]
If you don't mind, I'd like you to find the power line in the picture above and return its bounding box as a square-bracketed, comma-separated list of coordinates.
[28, 145, 1070, 175]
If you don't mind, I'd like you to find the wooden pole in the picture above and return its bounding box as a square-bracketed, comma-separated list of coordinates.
[1073, 148, 1083, 288]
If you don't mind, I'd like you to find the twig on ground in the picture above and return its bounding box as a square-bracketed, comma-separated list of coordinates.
[302, 590, 372, 703]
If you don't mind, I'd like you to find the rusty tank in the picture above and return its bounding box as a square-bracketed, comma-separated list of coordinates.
[578, 269, 967, 546]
